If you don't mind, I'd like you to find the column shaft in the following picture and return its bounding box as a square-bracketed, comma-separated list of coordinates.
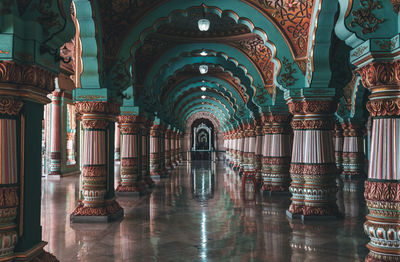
[49, 91, 62, 175]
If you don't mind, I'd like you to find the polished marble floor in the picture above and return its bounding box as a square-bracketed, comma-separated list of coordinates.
[41, 161, 369, 262]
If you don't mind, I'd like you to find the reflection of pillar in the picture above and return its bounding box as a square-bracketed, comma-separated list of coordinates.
[334, 123, 343, 173]
[143, 119, 154, 187]
[262, 114, 291, 192]
[287, 100, 338, 217]
[341, 122, 365, 192]
[357, 61, 400, 261]
[115, 122, 120, 162]
[71, 102, 123, 221]
[116, 115, 146, 194]
[49, 90, 62, 176]
[255, 123, 263, 185]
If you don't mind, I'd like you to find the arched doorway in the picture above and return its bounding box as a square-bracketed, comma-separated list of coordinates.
[191, 118, 214, 160]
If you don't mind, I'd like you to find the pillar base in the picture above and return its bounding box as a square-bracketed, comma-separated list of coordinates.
[262, 184, 289, 192]
[365, 252, 400, 262]
[70, 208, 124, 223]
[70, 200, 123, 223]
[13, 242, 56, 262]
[116, 181, 147, 194]
[286, 210, 302, 220]
[286, 205, 340, 219]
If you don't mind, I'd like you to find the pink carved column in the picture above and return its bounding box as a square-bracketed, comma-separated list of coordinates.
[150, 124, 161, 179]
[115, 115, 146, 194]
[334, 123, 343, 173]
[341, 122, 365, 192]
[238, 127, 245, 172]
[229, 131, 235, 167]
[174, 131, 179, 165]
[243, 123, 256, 173]
[287, 100, 338, 218]
[142, 119, 154, 187]
[170, 130, 176, 167]
[233, 128, 240, 170]
[0, 97, 21, 258]
[115, 122, 121, 162]
[165, 129, 172, 170]
[71, 102, 123, 221]
[262, 114, 292, 192]
[49, 90, 62, 176]
[159, 125, 167, 176]
[357, 61, 400, 261]
[255, 123, 263, 185]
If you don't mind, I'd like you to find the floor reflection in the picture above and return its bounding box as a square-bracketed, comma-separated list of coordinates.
[41, 161, 369, 262]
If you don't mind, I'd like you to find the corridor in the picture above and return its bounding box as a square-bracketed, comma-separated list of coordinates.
[41, 162, 369, 262]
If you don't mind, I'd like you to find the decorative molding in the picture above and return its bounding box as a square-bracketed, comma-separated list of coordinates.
[366, 98, 400, 117]
[350, 0, 385, 35]
[0, 61, 56, 93]
[0, 97, 23, 116]
[288, 100, 336, 115]
[291, 119, 334, 130]
[75, 101, 120, 116]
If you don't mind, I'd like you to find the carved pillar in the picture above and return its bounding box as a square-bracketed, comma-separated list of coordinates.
[255, 123, 263, 185]
[71, 102, 123, 221]
[49, 90, 62, 176]
[0, 97, 21, 259]
[165, 129, 172, 170]
[357, 60, 400, 261]
[341, 122, 365, 192]
[142, 119, 154, 187]
[229, 131, 235, 167]
[170, 130, 176, 167]
[115, 122, 120, 162]
[159, 125, 167, 177]
[334, 123, 343, 173]
[115, 115, 145, 194]
[233, 129, 240, 170]
[287, 100, 338, 218]
[150, 124, 161, 179]
[261, 114, 292, 192]
[243, 123, 256, 173]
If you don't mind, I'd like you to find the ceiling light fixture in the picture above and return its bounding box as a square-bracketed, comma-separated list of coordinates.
[201, 86, 207, 92]
[201, 95, 206, 99]
[198, 5, 210, 31]
[200, 50, 207, 56]
[199, 64, 208, 74]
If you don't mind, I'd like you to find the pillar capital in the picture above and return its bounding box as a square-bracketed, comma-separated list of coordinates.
[0, 96, 23, 116]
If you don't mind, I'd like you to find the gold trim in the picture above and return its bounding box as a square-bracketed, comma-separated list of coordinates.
[345, 0, 353, 17]
[19, 114, 24, 237]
